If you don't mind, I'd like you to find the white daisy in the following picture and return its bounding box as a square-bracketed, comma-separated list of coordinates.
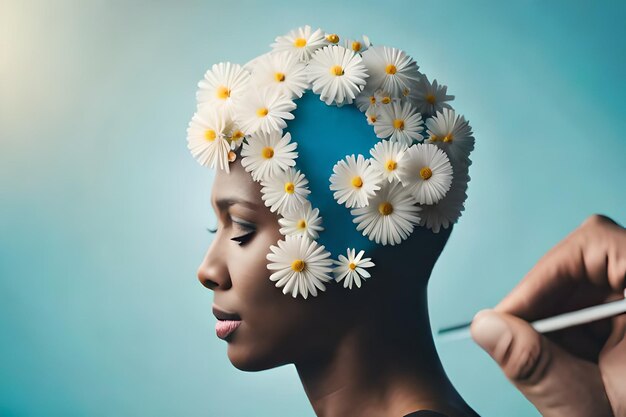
[196, 62, 250, 116]
[266, 235, 333, 299]
[419, 171, 469, 233]
[261, 167, 310, 215]
[307, 45, 369, 106]
[344, 35, 371, 54]
[329, 154, 382, 208]
[241, 131, 298, 181]
[365, 105, 381, 126]
[278, 201, 324, 239]
[408, 75, 454, 117]
[248, 51, 309, 99]
[369, 140, 407, 183]
[351, 180, 421, 246]
[398, 143, 453, 205]
[235, 86, 296, 135]
[355, 89, 378, 112]
[333, 248, 375, 289]
[425, 108, 475, 166]
[374, 101, 424, 146]
[224, 118, 247, 150]
[271, 25, 327, 63]
[186, 108, 231, 172]
[361, 46, 421, 98]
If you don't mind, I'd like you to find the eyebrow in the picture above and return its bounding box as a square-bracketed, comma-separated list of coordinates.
[213, 197, 259, 211]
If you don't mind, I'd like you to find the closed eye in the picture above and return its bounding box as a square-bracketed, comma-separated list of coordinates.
[231, 216, 256, 246]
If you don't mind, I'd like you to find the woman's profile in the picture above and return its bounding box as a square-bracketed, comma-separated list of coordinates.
[189, 26, 479, 417]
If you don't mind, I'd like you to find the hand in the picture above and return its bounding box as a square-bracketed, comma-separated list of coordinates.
[470, 214, 626, 417]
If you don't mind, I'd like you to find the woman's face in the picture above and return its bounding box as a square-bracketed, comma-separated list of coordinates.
[197, 157, 348, 371]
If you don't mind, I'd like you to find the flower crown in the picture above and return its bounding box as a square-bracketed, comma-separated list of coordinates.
[187, 25, 474, 299]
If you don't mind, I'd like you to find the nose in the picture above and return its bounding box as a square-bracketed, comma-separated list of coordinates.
[197, 237, 231, 291]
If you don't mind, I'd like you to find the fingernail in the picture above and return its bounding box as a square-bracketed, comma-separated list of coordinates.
[471, 309, 512, 355]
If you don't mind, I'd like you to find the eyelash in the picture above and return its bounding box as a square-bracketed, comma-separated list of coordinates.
[207, 219, 256, 246]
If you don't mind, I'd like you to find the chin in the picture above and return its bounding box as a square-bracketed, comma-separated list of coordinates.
[226, 342, 288, 372]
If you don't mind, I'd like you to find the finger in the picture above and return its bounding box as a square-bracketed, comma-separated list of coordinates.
[471, 309, 613, 417]
[599, 313, 626, 417]
[497, 214, 626, 320]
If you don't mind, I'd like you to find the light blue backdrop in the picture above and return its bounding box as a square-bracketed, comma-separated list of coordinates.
[1, 1, 624, 416]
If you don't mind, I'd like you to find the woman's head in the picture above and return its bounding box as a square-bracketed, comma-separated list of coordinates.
[197, 152, 453, 371]
[188, 25, 473, 371]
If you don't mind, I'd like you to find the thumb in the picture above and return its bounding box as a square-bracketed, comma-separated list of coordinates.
[470, 309, 613, 417]
[599, 314, 626, 417]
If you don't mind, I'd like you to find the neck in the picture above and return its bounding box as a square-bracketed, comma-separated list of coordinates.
[295, 287, 476, 417]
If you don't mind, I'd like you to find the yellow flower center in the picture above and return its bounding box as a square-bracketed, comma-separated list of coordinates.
[294, 38, 307, 48]
[330, 65, 344, 76]
[216, 85, 230, 100]
[385, 160, 397, 171]
[378, 202, 394, 216]
[385, 64, 397, 75]
[393, 119, 405, 130]
[256, 107, 269, 117]
[381, 96, 391, 104]
[204, 129, 217, 141]
[426, 94, 436, 104]
[369, 115, 377, 123]
[275, 72, 286, 82]
[351, 41, 361, 52]
[326, 34, 339, 43]
[291, 259, 306, 272]
[443, 133, 454, 143]
[348, 262, 357, 270]
[232, 130, 244, 140]
[284, 182, 295, 194]
[403, 88, 410, 97]
[351, 176, 363, 188]
[430, 134, 438, 142]
[262, 146, 274, 159]
[369, 96, 376, 104]
[296, 219, 307, 230]
[420, 167, 433, 180]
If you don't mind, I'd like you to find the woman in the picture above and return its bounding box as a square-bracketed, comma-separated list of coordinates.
[190, 26, 479, 417]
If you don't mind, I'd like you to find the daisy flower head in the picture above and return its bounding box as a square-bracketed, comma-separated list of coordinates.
[361, 46, 421, 98]
[324, 32, 341, 45]
[271, 25, 327, 63]
[365, 105, 381, 126]
[235, 86, 296, 136]
[186, 107, 231, 172]
[307, 45, 369, 106]
[266, 235, 333, 299]
[261, 167, 310, 215]
[248, 51, 309, 99]
[425, 108, 474, 167]
[344, 35, 371, 54]
[278, 201, 324, 240]
[196, 62, 250, 117]
[224, 118, 247, 150]
[374, 101, 424, 146]
[398, 143, 453, 205]
[409, 75, 454, 117]
[333, 248, 375, 289]
[369, 140, 408, 183]
[419, 170, 469, 233]
[329, 154, 382, 209]
[351, 180, 421, 246]
[241, 130, 298, 181]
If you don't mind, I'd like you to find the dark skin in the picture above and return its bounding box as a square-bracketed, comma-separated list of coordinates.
[197, 157, 479, 417]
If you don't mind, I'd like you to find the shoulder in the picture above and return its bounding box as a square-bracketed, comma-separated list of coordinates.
[403, 411, 450, 417]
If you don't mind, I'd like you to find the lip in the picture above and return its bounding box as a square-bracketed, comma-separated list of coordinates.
[212, 306, 242, 321]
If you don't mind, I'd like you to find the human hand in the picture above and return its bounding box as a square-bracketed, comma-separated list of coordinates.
[470, 214, 626, 417]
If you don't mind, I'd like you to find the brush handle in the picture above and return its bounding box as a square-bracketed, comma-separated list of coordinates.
[438, 298, 626, 342]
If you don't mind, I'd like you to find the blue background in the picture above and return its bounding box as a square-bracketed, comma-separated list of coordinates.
[1, 1, 625, 416]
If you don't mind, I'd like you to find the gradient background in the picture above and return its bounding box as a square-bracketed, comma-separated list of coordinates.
[1, 1, 625, 416]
